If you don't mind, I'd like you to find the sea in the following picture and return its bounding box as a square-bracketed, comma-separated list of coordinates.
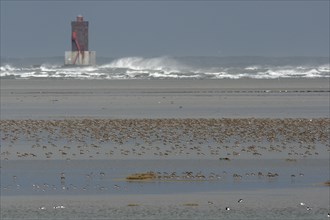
[1, 56, 329, 80]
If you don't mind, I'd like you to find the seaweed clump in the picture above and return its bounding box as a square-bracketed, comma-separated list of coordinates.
[126, 172, 157, 181]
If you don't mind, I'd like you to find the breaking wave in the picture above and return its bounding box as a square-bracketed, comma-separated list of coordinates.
[1, 56, 329, 79]
[101, 56, 189, 72]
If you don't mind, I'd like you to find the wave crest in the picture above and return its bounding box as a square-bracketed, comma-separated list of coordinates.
[1, 56, 329, 79]
[101, 56, 188, 73]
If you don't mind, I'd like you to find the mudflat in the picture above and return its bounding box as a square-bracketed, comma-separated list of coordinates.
[1, 78, 329, 119]
[1, 78, 329, 219]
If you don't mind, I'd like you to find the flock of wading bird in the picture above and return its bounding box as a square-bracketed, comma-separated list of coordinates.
[0, 118, 329, 160]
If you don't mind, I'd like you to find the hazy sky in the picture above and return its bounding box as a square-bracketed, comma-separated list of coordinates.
[1, 1, 329, 58]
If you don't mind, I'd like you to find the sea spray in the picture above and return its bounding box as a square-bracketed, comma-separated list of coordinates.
[1, 56, 329, 79]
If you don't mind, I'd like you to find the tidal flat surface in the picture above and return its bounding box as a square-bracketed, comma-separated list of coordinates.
[1, 159, 329, 219]
[1, 118, 329, 160]
[1, 79, 329, 119]
[1, 159, 329, 196]
[1, 79, 329, 219]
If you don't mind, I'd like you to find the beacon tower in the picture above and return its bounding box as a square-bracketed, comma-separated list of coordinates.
[65, 15, 96, 66]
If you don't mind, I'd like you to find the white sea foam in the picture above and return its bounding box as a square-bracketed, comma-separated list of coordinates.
[102, 56, 188, 72]
[0, 64, 20, 72]
[1, 57, 329, 79]
[317, 64, 330, 72]
[245, 66, 260, 71]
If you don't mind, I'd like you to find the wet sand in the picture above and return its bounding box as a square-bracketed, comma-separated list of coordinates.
[1, 78, 329, 219]
[1, 157, 329, 219]
[1, 78, 329, 119]
[1, 188, 329, 219]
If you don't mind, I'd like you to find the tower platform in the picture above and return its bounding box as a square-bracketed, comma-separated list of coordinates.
[64, 51, 96, 66]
